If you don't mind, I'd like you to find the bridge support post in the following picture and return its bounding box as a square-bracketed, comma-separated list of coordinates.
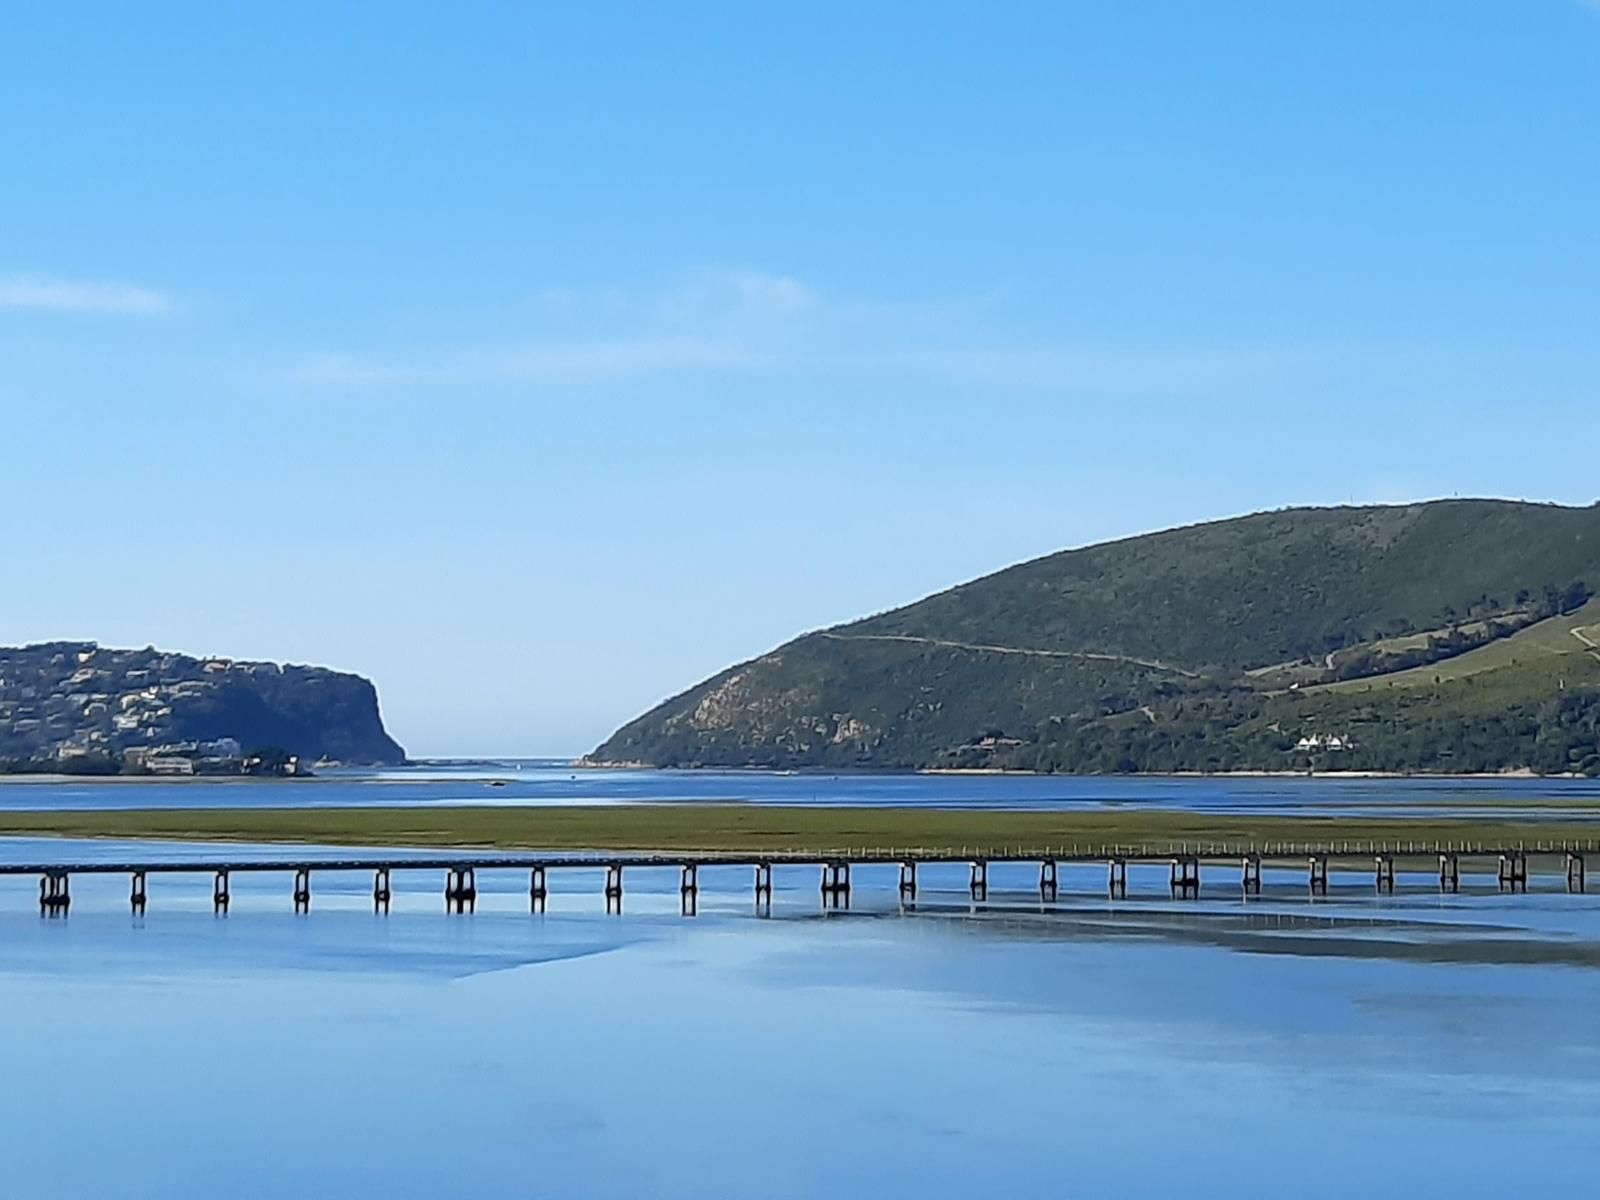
[446, 867, 477, 913]
[680, 864, 698, 915]
[1039, 859, 1058, 903]
[754, 862, 773, 916]
[821, 861, 851, 909]
[898, 861, 917, 904]
[1241, 855, 1262, 897]
[1498, 852, 1527, 894]
[1108, 857, 1127, 899]
[969, 860, 988, 902]
[373, 867, 391, 913]
[130, 870, 147, 914]
[530, 865, 547, 912]
[605, 863, 624, 913]
[1568, 853, 1586, 894]
[1307, 854, 1329, 897]
[1375, 855, 1395, 895]
[39, 871, 70, 916]
[213, 870, 230, 913]
[1169, 857, 1199, 898]
[1439, 853, 1460, 895]
[293, 867, 312, 913]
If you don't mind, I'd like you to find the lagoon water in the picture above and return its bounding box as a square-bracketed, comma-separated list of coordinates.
[4, 769, 1600, 1196]
[6, 758, 1600, 819]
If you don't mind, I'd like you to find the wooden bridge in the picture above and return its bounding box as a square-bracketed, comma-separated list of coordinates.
[7, 839, 1598, 915]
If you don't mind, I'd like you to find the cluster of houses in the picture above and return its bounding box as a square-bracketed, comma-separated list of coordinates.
[62, 738, 303, 776]
[1293, 733, 1354, 753]
[126, 738, 244, 775]
[0, 643, 290, 771]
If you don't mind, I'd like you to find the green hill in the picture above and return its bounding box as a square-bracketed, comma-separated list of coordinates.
[590, 499, 1600, 775]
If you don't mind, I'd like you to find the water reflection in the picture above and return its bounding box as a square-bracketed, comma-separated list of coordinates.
[3, 834, 1599, 1197]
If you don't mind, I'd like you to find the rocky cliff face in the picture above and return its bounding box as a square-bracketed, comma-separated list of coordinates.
[0, 642, 405, 767]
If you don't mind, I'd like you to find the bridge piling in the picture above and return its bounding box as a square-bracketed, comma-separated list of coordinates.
[293, 867, 312, 913]
[445, 866, 477, 913]
[1375, 855, 1395, 895]
[373, 867, 391, 913]
[1568, 853, 1586, 894]
[1308, 854, 1329, 897]
[1039, 859, 1058, 903]
[898, 861, 917, 904]
[680, 864, 698, 915]
[969, 860, 988, 903]
[605, 863, 624, 914]
[530, 865, 547, 912]
[1439, 854, 1460, 895]
[1169, 856, 1199, 898]
[1498, 852, 1527, 894]
[821, 861, 851, 909]
[754, 861, 773, 915]
[130, 870, 147, 914]
[213, 870, 230, 913]
[1241, 854, 1262, 897]
[39, 871, 70, 916]
[1108, 857, 1127, 899]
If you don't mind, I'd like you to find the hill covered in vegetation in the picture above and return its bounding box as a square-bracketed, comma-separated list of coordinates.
[590, 500, 1600, 776]
[0, 643, 405, 772]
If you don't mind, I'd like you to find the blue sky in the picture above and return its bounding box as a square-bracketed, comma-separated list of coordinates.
[3, 2, 1598, 755]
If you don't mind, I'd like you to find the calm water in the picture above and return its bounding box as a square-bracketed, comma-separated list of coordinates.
[4, 771, 1599, 1196]
[5, 759, 1600, 818]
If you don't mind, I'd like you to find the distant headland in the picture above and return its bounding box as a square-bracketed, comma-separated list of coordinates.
[0, 642, 405, 776]
[589, 499, 1600, 777]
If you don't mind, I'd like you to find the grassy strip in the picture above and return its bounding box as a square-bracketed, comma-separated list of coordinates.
[1, 805, 1599, 854]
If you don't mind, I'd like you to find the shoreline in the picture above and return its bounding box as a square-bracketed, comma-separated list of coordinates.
[581, 762, 1585, 781]
[0, 774, 317, 784]
[921, 766, 1571, 780]
[0, 764, 1588, 783]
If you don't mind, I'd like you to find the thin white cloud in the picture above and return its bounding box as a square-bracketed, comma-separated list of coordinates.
[654, 268, 817, 323]
[290, 267, 1315, 394]
[0, 273, 170, 316]
[872, 343, 1320, 392]
[293, 269, 811, 386]
[292, 336, 760, 386]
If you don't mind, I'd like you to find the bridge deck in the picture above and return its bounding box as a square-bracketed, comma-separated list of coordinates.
[2, 840, 1596, 876]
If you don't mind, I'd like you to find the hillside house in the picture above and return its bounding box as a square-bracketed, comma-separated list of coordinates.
[1294, 733, 1352, 752]
[145, 756, 196, 776]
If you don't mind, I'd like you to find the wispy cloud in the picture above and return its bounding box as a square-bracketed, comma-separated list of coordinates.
[294, 336, 760, 387]
[0, 273, 170, 316]
[870, 343, 1317, 392]
[291, 269, 816, 386]
[289, 267, 1314, 395]
[653, 268, 818, 324]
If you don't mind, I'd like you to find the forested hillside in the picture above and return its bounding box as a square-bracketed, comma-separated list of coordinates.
[590, 500, 1600, 775]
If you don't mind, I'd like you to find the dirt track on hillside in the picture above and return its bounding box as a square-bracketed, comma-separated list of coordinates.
[819, 632, 1201, 677]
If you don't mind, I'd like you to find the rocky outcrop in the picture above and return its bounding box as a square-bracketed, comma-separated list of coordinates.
[0, 642, 405, 767]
